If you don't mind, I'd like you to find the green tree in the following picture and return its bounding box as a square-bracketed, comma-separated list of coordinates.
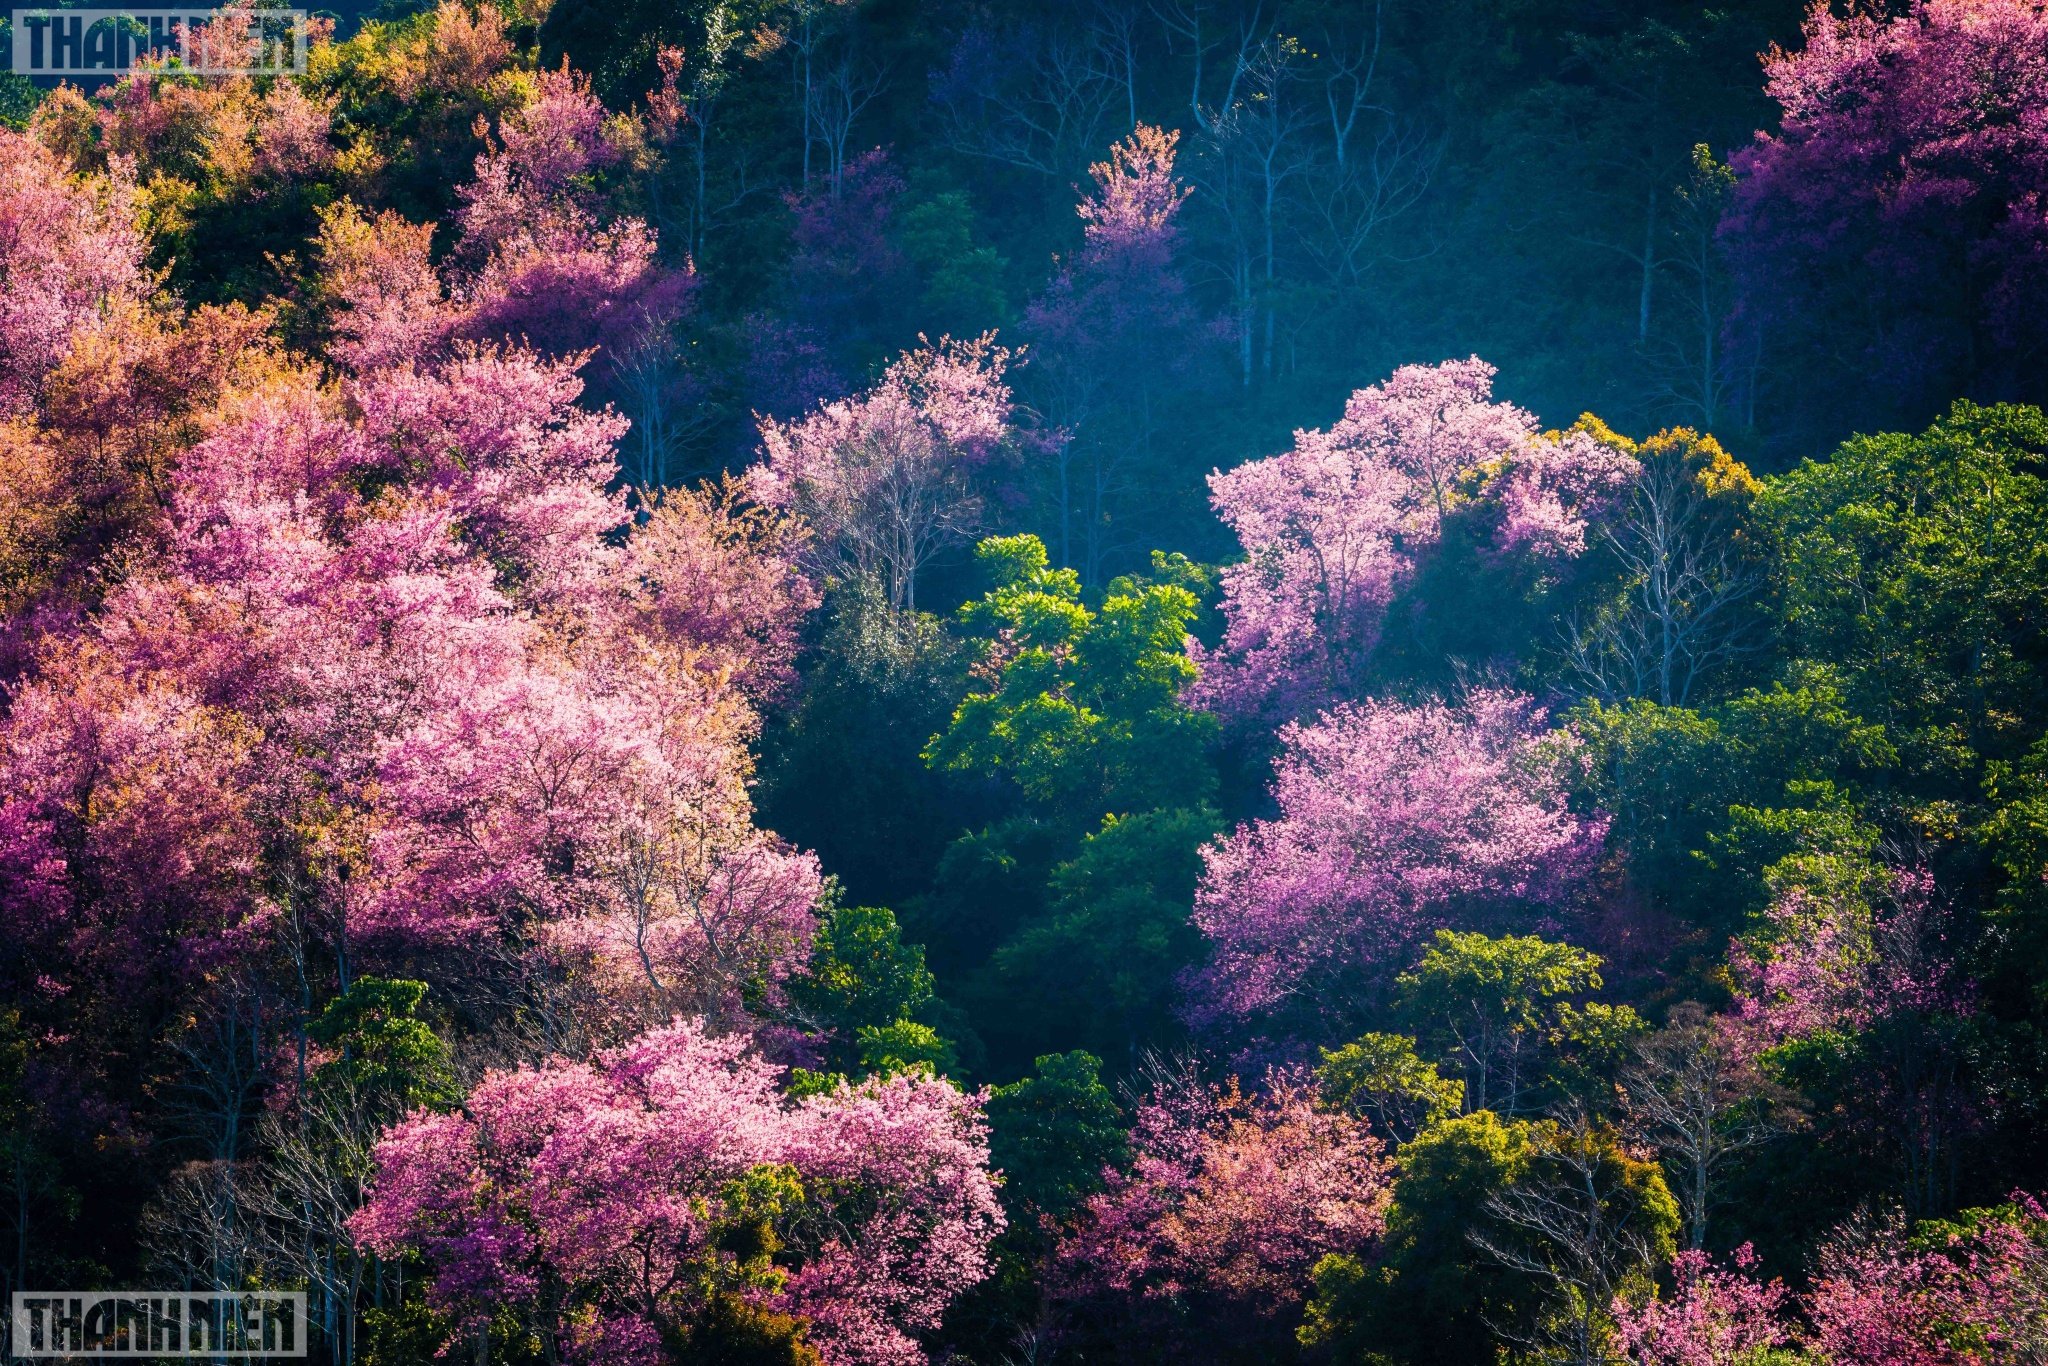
[759, 580, 973, 910]
[306, 978, 458, 1115]
[924, 534, 1217, 822]
[1317, 1032, 1464, 1144]
[1302, 1110, 1539, 1366]
[1764, 401, 2048, 775]
[1398, 931, 1644, 1117]
[985, 1051, 1126, 1221]
[974, 806, 1220, 1068]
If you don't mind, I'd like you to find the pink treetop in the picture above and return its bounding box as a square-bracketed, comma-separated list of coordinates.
[625, 480, 820, 702]
[1189, 359, 1536, 728]
[315, 203, 451, 372]
[1076, 124, 1193, 253]
[253, 81, 337, 181]
[0, 131, 149, 416]
[351, 346, 632, 613]
[1728, 867, 1967, 1054]
[1806, 1218, 1981, 1366]
[352, 1017, 1003, 1366]
[1725, 0, 2048, 394]
[1026, 125, 1202, 373]
[456, 63, 618, 255]
[750, 337, 1013, 611]
[1487, 426, 1643, 560]
[1050, 1068, 1389, 1348]
[1619, 1197, 2048, 1365]
[1611, 1245, 1792, 1366]
[1190, 690, 1606, 1031]
[316, 63, 692, 376]
[1, 329, 822, 1015]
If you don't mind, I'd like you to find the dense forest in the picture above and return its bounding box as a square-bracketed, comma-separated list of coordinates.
[1, 0, 2047, 1361]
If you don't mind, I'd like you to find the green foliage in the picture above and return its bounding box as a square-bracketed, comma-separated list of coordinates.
[925, 534, 1217, 821]
[975, 806, 1220, 1066]
[903, 816, 1061, 984]
[899, 186, 1011, 334]
[854, 1020, 955, 1077]
[791, 902, 959, 1077]
[1398, 931, 1642, 1116]
[358, 1301, 453, 1366]
[1302, 1111, 1538, 1366]
[678, 1293, 822, 1366]
[759, 580, 973, 909]
[306, 977, 458, 1113]
[1316, 1032, 1464, 1143]
[985, 1051, 1126, 1220]
[795, 903, 935, 1036]
[1571, 666, 1900, 936]
[1763, 401, 2048, 773]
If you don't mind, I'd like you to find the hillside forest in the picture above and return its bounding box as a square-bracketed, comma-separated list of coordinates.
[2, 0, 2048, 1362]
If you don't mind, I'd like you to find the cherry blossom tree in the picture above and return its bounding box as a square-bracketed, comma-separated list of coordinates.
[1024, 125, 1212, 581]
[1616, 1199, 2048, 1366]
[0, 130, 149, 416]
[316, 64, 694, 379]
[1049, 1066, 1390, 1357]
[0, 338, 821, 1035]
[1724, 0, 2048, 420]
[1611, 1244, 1792, 1366]
[750, 336, 1013, 611]
[1190, 690, 1606, 1035]
[1728, 867, 1975, 1217]
[351, 1016, 1003, 1366]
[1189, 359, 1537, 729]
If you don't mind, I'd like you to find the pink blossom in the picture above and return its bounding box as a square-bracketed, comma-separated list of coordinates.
[1613, 1245, 1792, 1366]
[0, 131, 148, 415]
[353, 1018, 1003, 1366]
[1050, 1068, 1389, 1354]
[1191, 691, 1606, 1031]
[750, 337, 1013, 611]
[1190, 359, 1534, 728]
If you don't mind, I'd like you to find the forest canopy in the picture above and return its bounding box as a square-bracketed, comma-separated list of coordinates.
[2, 0, 2047, 1363]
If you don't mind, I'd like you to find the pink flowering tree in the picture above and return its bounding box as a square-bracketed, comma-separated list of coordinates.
[316, 64, 693, 380]
[1048, 1066, 1390, 1358]
[351, 1017, 1003, 1366]
[750, 336, 1014, 612]
[782, 151, 916, 374]
[1483, 424, 1643, 561]
[1611, 1244, 1793, 1366]
[1189, 359, 1539, 729]
[1190, 690, 1607, 1036]
[0, 338, 822, 1031]
[1724, 0, 2048, 417]
[0, 130, 149, 416]
[1729, 867, 1975, 1216]
[1618, 1198, 2048, 1365]
[1024, 125, 1212, 581]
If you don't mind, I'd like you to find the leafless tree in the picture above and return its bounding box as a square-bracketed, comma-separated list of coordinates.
[142, 1160, 266, 1297]
[1151, 0, 1272, 136]
[1619, 1003, 1799, 1249]
[811, 40, 889, 197]
[1090, 0, 1145, 131]
[933, 17, 1122, 177]
[1474, 1109, 1672, 1366]
[613, 324, 719, 499]
[1295, 115, 1440, 292]
[1565, 436, 1761, 706]
[162, 987, 273, 1165]
[1641, 147, 1747, 431]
